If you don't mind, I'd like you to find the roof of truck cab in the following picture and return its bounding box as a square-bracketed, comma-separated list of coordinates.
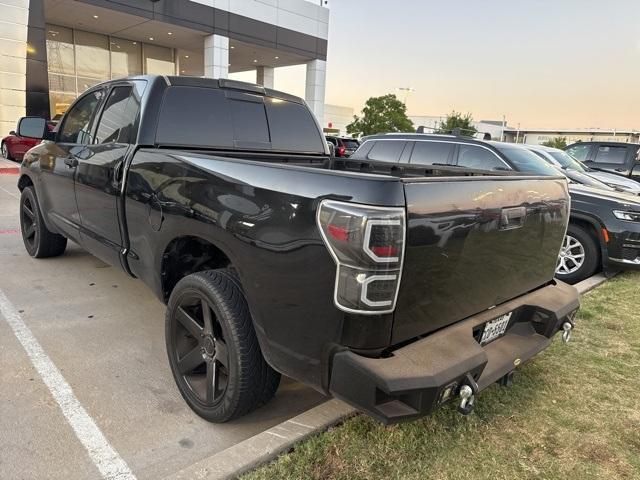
[85, 74, 306, 105]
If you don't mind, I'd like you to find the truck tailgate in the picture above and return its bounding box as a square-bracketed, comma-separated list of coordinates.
[392, 176, 569, 344]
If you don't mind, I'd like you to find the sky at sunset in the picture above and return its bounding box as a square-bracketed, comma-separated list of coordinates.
[269, 0, 640, 130]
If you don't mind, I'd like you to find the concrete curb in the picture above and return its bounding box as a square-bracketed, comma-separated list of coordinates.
[0, 159, 19, 175]
[165, 274, 610, 480]
[574, 273, 610, 295]
[162, 399, 356, 480]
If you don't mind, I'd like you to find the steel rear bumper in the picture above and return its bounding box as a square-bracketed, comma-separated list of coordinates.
[329, 281, 580, 424]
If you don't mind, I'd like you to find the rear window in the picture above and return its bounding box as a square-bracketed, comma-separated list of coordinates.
[342, 139, 359, 149]
[156, 86, 324, 153]
[266, 98, 325, 152]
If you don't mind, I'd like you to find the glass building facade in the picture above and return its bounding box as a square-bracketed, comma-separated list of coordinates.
[46, 24, 176, 118]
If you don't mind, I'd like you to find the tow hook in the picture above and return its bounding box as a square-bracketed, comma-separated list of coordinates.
[457, 373, 479, 415]
[562, 321, 573, 343]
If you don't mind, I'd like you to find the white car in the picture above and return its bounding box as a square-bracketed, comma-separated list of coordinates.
[526, 144, 640, 195]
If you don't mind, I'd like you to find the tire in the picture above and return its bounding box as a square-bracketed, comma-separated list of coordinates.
[20, 186, 67, 258]
[166, 269, 281, 422]
[1, 142, 12, 160]
[555, 224, 600, 284]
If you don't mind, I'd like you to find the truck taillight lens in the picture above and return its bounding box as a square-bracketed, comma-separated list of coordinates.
[317, 200, 406, 314]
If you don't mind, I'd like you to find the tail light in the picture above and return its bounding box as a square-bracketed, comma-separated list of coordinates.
[337, 146, 346, 156]
[317, 200, 406, 314]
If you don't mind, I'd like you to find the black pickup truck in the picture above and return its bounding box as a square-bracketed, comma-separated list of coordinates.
[16, 76, 579, 424]
[566, 141, 640, 182]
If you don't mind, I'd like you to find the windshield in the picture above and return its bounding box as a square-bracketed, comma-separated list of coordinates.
[549, 151, 588, 173]
[497, 147, 561, 176]
[342, 139, 360, 149]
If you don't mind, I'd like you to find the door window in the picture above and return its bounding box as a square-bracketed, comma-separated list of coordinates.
[58, 90, 104, 144]
[565, 144, 591, 161]
[594, 145, 627, 165]
[457, 144, 506, 170]
[367, 141, 405, 163]
[410, 141, 453, 165]
[95, 86, 138, 144]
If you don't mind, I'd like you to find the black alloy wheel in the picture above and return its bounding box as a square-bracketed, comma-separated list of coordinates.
[19, 186, 67, 258]
[171, 293, 231, 407]
[166, 270, 281, 422]
[20, 192, 38, 251]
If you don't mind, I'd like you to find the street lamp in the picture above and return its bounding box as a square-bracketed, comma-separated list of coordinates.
[395, 87, 415, 104]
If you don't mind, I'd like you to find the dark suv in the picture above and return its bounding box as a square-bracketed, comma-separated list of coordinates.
[325, 135, 359, 157]
[565, 141, 640, 182]
[352, 134, 640, 283]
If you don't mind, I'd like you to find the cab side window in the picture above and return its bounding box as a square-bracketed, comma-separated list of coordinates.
[95, 86, 138, 144]
[58, 90, 104, 144]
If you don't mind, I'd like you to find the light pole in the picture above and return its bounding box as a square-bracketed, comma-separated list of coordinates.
[395, 87, 415, 105]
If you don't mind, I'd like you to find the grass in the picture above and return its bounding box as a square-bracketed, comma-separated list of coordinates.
[245, 272, 640, 480]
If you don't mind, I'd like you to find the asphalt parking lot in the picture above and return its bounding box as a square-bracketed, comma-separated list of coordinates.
[0, 171, 325, 480]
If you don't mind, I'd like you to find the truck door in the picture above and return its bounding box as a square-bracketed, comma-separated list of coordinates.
[39, 88, 106, 242]
[74, 81, 144, 267]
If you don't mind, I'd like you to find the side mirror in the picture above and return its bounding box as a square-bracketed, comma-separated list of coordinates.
[17, 117, 47, 139]
[9, 130, 16, 136]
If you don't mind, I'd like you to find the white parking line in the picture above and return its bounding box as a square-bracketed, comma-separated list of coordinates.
[0, 185, 19, 199]
[0, 289, 137, 480]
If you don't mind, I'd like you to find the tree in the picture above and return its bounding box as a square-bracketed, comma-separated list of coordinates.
[346, 94, 414, 137]
[541, 136, 568, 149]
[435, 111, 477, 137]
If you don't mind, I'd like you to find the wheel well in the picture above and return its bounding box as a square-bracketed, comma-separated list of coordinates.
[18, 175, 33, 191]
[569, 217, 603, 261]
[569, 217, 600, 244]
[161, 236, 231, 302]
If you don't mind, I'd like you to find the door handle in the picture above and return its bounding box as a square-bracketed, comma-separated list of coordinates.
[64, 156, 78, 168]
[500, 206, 527, 231]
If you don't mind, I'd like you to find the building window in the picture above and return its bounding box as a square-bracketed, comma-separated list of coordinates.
[74, 30, 110, 80]
[47, 25, 75, 75]
[45, 24, 175, 119]
[110, 38, 142, 79]
[144, 44, 175, 75]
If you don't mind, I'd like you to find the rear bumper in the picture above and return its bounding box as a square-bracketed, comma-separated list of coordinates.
[329, 281, 580, 424]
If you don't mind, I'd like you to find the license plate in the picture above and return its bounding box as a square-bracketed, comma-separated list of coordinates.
[480, 312, 513, 345]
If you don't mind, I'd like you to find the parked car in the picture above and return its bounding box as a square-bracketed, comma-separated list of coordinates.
[526, 144, 640, 195]
[352, 135, 640, 284]
[15, 76, 578, 425]
[2, 125, 44, 161]
[565, 141, 640, 182]
[325, 135, 359, 157]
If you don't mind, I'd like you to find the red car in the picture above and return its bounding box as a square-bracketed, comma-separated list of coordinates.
[2, 121, 55, 161]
